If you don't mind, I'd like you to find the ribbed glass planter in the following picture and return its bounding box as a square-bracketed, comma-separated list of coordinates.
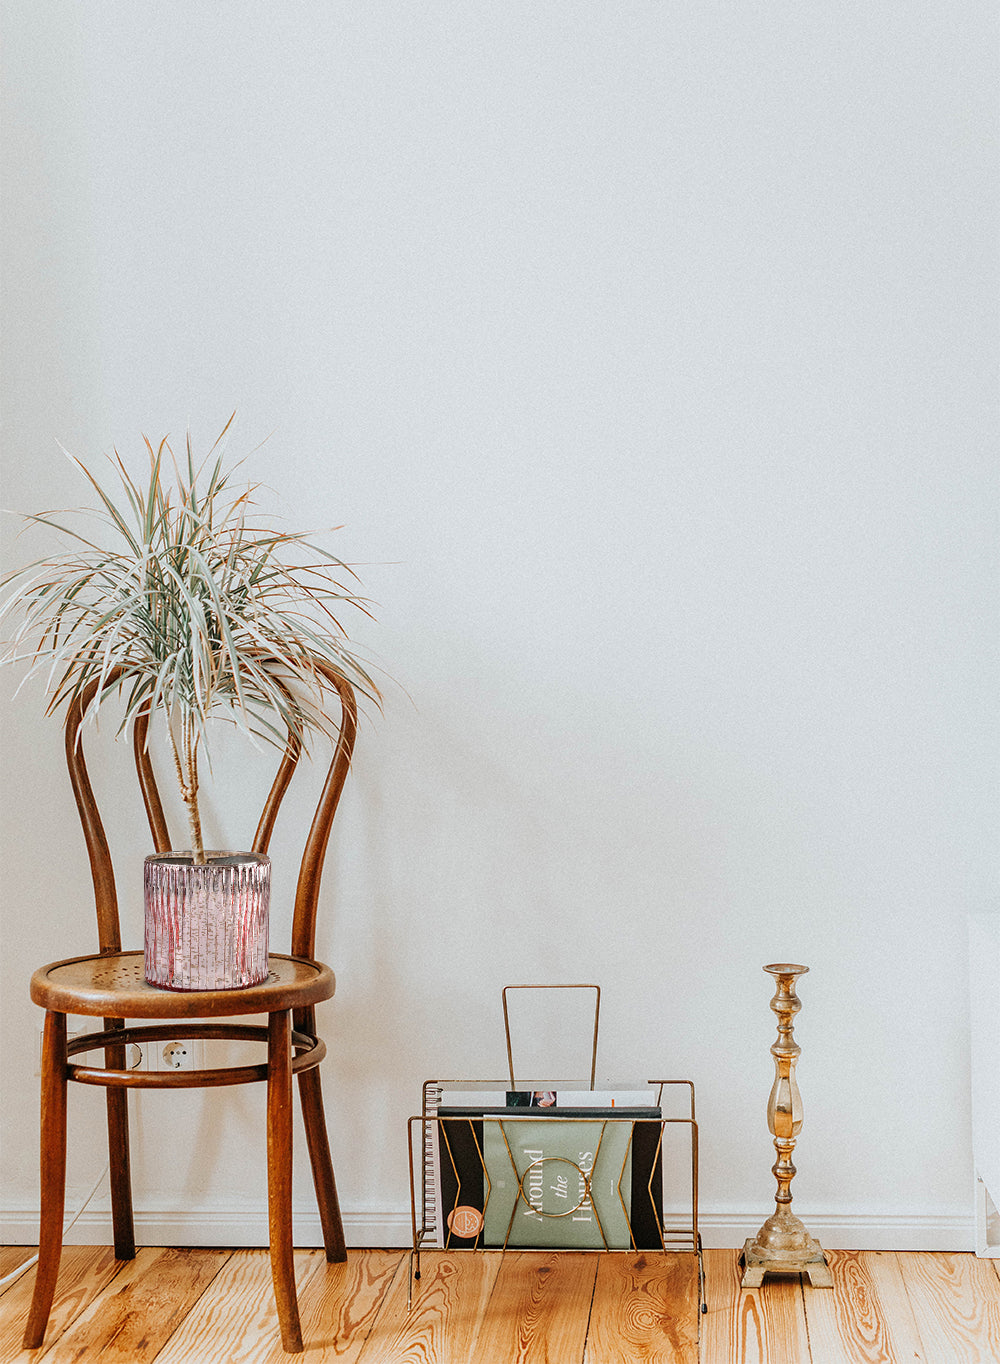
[144, 851, 271, 991]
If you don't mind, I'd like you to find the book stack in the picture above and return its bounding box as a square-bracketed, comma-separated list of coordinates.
[425, 1085, 665, 1251]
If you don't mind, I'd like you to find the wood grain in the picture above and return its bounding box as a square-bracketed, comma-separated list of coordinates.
[0, 1247, 119, 1363]
[8, 1246, 1000, 1362]
[0, 1253, 35, 1286]
[259, 1250, 404, 1363]
[700, 1247, 811, 1364]
[898, 1251, 1000, 1364]
[31, 1247, 230, 1363]
[473, 1252, 598, 1364]
[585, 1252, 698, 1364]
[357, 1252, 503, 1364]
[152, 1249, 319, 1364]
[800, 1249, 924, 1364]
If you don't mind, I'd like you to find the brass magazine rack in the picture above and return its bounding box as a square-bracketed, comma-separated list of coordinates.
[406, 985, 706, 1315]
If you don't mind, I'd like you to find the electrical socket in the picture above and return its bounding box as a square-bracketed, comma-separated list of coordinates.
[147, 1038, 203, 1071]
[35, 1026, 203, 1073]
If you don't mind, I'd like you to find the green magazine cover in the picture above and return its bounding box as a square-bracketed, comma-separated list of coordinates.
[482, 1115, 637, 1249]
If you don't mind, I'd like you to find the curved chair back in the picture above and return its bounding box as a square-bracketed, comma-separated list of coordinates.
[63, 660, 358, 960]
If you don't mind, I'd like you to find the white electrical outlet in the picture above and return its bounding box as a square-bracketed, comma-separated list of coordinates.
[34, 1028, 202, 1074]
[149, 1038, 203, 1071]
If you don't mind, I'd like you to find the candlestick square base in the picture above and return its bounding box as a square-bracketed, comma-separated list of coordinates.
[740, 1237, 833, 1289]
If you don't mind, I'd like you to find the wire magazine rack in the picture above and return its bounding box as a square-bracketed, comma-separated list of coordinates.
[405, 985, 706, 1315]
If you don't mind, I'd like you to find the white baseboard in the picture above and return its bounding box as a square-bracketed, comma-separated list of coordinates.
[0, 1208, 412, 1250]
[0, 1206, 975, 1253]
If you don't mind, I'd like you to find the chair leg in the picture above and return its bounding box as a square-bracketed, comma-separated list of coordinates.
[268, 1010, 303, 1353]
[297, 1065, 347, 1262]
[23, 1012, 68, 1350]
[104, 1019, 135, 1259]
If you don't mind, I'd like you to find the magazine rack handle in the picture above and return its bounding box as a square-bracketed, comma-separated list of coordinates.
[501, 984, 601, 1091]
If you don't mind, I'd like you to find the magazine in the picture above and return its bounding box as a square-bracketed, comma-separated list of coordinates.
[483, 1114, 635, 1249]
[432, 1097, 663, 1250]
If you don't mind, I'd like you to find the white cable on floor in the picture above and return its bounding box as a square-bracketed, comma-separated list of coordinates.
[0, 1162, 111, 1291]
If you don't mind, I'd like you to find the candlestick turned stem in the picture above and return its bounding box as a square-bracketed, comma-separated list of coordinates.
[741, 963, 832, 1289]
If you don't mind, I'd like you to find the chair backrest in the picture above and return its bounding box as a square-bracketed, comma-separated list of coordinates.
[64, 660, 358, 960]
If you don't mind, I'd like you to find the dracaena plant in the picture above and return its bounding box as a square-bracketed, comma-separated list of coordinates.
[0, 418, 379, 863]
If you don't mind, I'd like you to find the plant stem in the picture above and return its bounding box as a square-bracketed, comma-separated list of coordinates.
[166, 709, 206, 863]
[183, 715, 205, 864]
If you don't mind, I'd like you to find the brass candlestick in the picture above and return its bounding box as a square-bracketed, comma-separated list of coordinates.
[741, 963, 832, 1289]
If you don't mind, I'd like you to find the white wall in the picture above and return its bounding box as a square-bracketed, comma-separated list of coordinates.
[2, 1, 996, 1251]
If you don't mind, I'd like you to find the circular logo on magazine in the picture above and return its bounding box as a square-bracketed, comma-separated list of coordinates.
[447, 1205, 484, 1238]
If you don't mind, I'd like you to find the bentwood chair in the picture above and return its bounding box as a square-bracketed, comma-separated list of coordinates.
[23, 661, 357, 1354]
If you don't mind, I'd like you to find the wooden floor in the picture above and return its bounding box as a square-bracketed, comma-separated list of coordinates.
[2, 1245, 1000, 1362]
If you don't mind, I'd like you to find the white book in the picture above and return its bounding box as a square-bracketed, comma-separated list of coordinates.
[422, 1081, 445, 1247]
[437, 1084, 658, 1111]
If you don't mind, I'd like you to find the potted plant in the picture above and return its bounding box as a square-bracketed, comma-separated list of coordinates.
[0, 417, 378, 989]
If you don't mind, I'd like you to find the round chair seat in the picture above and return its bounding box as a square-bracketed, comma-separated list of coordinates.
[30, 950, 336, 1019]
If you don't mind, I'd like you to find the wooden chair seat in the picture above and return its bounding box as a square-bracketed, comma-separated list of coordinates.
[23, 661, 358, 1355]
[31, 950, 335, 1019]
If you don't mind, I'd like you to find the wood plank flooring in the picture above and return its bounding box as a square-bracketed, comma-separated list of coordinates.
[2, 1245, 1000, 1362]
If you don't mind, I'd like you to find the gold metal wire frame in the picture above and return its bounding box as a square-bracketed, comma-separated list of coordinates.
[406, 1081, 704, 1314]
[501, 984, 601, 1090]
